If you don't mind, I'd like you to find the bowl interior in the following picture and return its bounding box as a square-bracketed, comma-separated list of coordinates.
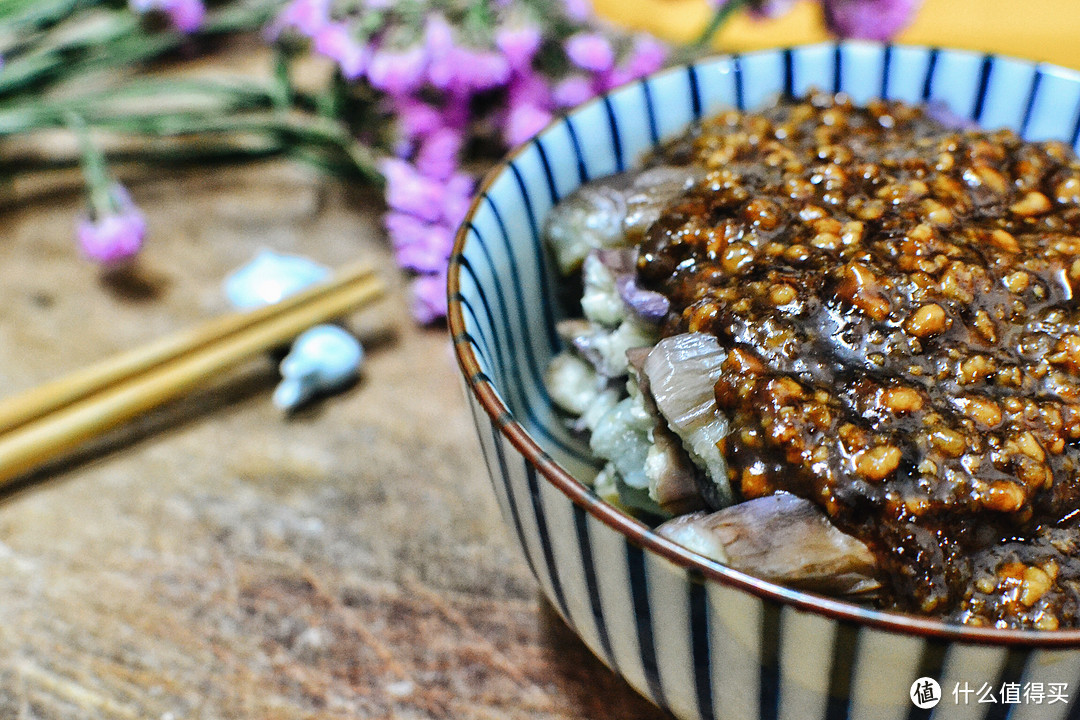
[450, 41, 1080, 641]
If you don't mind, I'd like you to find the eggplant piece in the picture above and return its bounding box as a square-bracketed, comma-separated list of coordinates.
[616, 275, 669, 324]
[657, 493, 882, 597]
[626, 344, 708, 515]
[646, 424, 709, 515]
[543, 166, 704, 274]
[642, 333, 733, 507]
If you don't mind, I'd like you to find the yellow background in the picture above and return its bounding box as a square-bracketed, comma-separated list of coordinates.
[595, 0, 1080, 70]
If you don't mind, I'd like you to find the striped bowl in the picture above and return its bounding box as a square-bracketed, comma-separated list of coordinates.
[448, 42, 1080, 720]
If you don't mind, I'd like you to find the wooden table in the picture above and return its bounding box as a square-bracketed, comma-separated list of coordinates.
[4, 2, 1080, 717]
[0, 162, 669, 718]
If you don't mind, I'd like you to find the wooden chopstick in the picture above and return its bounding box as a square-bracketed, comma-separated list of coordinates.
[0, 261, 375, 436]
[0, 265, 385, 489]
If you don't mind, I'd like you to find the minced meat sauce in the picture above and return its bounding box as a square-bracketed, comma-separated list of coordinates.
[636, 92, 1080, 629]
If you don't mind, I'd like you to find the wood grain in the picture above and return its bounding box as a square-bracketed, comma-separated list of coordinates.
[0, 161, 668, 719]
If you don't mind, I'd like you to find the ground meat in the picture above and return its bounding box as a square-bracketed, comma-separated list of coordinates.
[636, 91, 1080, 628]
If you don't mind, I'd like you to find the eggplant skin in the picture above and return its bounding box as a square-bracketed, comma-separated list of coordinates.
[657, 493, 882, 598]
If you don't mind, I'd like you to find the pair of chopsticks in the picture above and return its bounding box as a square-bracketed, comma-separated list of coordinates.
[0, 262, 384, 491]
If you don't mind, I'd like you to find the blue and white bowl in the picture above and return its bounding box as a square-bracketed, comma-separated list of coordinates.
[448, 42, 1080, 720]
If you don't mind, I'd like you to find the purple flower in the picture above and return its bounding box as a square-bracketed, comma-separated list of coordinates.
[77, 185, 146, 265]
[367, 44, 429, 96]
[424, 14, 457, 89]
[385, 213, 455, 273]
[313, 22, 370, 80]
[552, 75, 594, 109]
[380, 158, 445, 223]
[130, 0, 205, 33]
[441, 172, 475, 227]
[598, 67, 634, 92]
[749, 0, 797, 17]
[565, 32, 614, 73]
[266, 0, 329, 38]
[394, 98, 443, 142]
[449, 47, 512, 94]
[822, 0, 922, 40]
[562, 0, 593, 21]
[411, 270, 448, 324]
[508, 72, 552, 107]
[505, 103, 553, 146]
[624, 34, 668, 79]
[416, 127, 464, 181]
[495, 25, 542, 70]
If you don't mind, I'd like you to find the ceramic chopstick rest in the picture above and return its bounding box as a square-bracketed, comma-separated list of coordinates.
[224, 251, 364, 409]
[272, 325, 364, 410]
[224, 249, 331, 309]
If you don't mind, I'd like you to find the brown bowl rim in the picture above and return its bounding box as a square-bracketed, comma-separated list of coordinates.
[447, 41, 1080, 648]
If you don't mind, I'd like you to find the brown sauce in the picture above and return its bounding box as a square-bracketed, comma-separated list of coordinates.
[637, 92, 1080, 629]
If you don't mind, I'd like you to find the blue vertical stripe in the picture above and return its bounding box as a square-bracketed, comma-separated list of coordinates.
[688, 63, 703, 120]
[641, 78, 660, 145]
[573, 505, 618, 670]
[563, 116, 590, 184]
[782, 48, 794, 99]
[981, 649, 1031, 720]
[602, 96, 625, 173]
[455, 254, 513, 394]
[904, 640, 948, 720]
[921, 47, 941, 100]
[457, 248, 589, 461]
[506, 162, 560, 356]
[832, 44, 843, 95]
[1019, 68, 1044, 138]
[759, 602, 781, 720]
[489, 419, 541, 582]
[882, 44, 894, 97]
[824, 623, 860, 720]
[972, 54, 994, 123]
[733, 54, 746, 110]
[523, 462, 572, 622]
[689, 574, 716, 720]
[626, 542, 671, 713]
[533, 138, 561, 207]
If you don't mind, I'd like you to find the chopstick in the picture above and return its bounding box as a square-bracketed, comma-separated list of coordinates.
[0, 261, 376, 435]
[0, 263, 385, 489]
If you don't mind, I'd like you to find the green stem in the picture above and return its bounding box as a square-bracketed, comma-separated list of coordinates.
[0, 1, 280, 97]
[692, 0, 748, 50]
[67, 112, 115, 216]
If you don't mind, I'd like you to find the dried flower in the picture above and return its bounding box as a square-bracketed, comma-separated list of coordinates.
[565, 32, 615, 73]
[411, 269, 449, 325]
[129, 0, 206, 33]
[312, 22, 370, 80]
[822, 0, 923, 40]
[367, 45, 429, 96]
[505, 102, 553, 147]
[261, 0, 917, 323]
[380, 157, 447, 223]
[415, 127, 465, 180]
[77, 185, 146, 265]
[267, 0, 331, 38]
[553, 75, 594, 109]
[495, 25, 543, 70]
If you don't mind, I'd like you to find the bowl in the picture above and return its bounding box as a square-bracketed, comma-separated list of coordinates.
[448, 41, 1080, 719]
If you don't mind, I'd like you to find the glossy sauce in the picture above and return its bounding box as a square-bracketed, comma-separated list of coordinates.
[637, 93, 1080, 628]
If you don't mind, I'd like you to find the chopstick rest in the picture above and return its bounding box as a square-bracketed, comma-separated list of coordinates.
[0, 263, 384, 489]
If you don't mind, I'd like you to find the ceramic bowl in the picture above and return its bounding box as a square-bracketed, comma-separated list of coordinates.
[448, 42, 1080, 720]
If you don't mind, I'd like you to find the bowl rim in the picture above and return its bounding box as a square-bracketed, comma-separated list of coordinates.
[448, 40, 1080, 647]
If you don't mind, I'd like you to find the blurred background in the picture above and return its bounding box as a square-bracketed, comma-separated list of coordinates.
[598, 0, 1080, 68]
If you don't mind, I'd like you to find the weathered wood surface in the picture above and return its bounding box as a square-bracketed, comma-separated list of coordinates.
[0, 160, 670, 719]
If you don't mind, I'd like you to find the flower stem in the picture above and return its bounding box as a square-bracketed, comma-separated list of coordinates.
[67, 112, 115, 217]
[692, 0, 748, 50]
